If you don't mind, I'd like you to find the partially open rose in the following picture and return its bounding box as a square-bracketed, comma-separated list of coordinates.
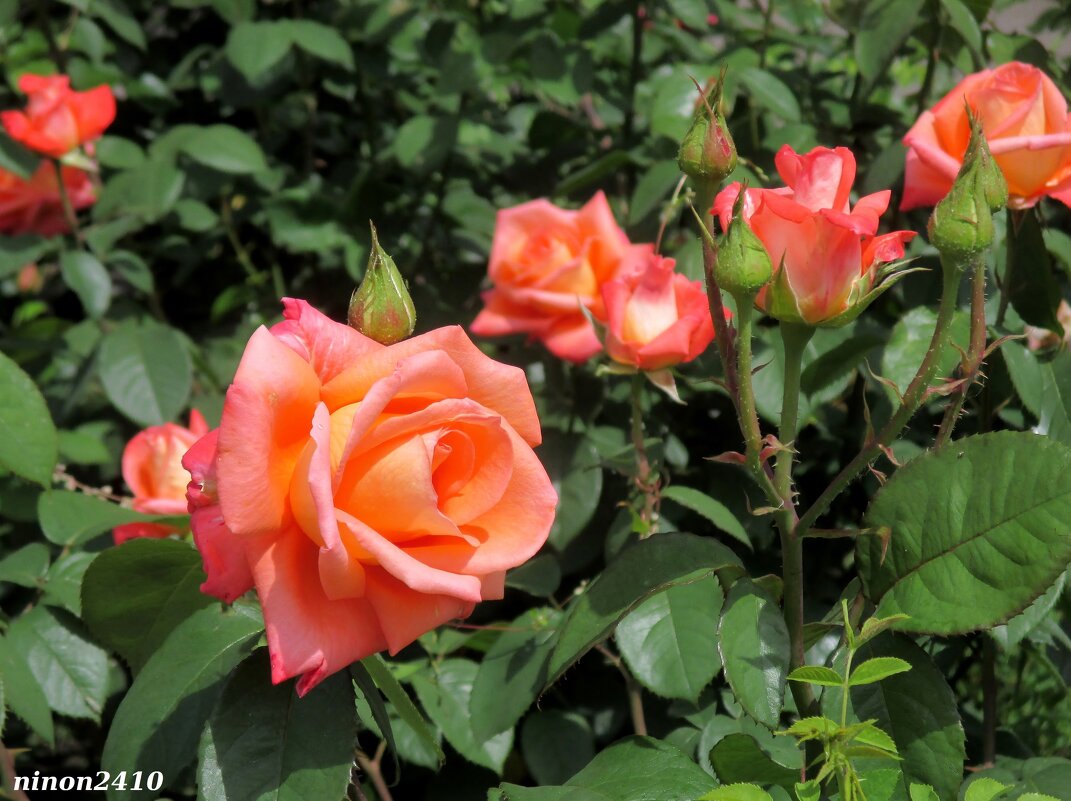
[470, 192, 649, 363]
[902, 62, 1071, 210]
[113, 411, 208, 545]
[185, 299, 557, 694]
[1, 74, 115, 158]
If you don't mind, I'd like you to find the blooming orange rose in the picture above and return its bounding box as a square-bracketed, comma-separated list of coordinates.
[470, 191, 650, 363]
[713, 145, 915, 326]
[902, 62, 1071, 210]
[1, 74, 115, 158]
[113, 411, 209, 545]
[184, 299, 557, 694]
[0, 162, 95, 236]
[601, 252, 715, 370]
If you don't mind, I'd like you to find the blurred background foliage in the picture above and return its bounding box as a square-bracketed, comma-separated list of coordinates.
[2, 1, 1071, 799]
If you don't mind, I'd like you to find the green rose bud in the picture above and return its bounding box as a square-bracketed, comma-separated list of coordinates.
[348, 223, 416, 345]
[928, 114, 1004, 262]
[677, 70, 737, 183]
[715, 188, 772, 299]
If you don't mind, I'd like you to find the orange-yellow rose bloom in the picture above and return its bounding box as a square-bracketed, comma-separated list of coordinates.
[113, 411, 208, 545]
[0, 162, 95, 236]
[714, 145, 915, 326]
[902, 62, 1071, 210]
[470, 191, 650, 363]
[1, 74, 116, 158]
[601, 252, 715, 370]
[184, 299, 557, 694]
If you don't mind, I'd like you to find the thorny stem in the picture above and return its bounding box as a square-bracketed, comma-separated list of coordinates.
[776, 322, 816, 717]
[595, 643, 647, 736]
[695, 179, 740, 405]
[935, 252, 987, 448]
[630, 373, 659, 537]
[1, 740, 31, 801]
[53, 158, 83, 244]
[796, 263, 962, 536]
[355, 741, 393, 801]
[220, 197, 261, 282]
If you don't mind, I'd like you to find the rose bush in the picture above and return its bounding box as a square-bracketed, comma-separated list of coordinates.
[714, 145, 915, 325]
[185, 299, 557, 694]
[470, 192, 649, 363]
[902, 61, 1071, 210]
[112, 410, 208, 544]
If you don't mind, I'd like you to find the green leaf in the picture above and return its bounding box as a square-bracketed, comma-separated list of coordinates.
[963, 777, 1009, 801]
[786, 666, 843, 687]
[735, 67, 801, 121]
[910, 784, 941, 801]
[661, 485, 751, 549]
[718, 579, 789, 729]
[708, 732, 800, 789]
[0, 350, 58, 486]
[799, 332, 885, 397]
[198, 650, 357, 801]
[781, 715, 840, 739]
[0, 234, 54, 279]
[629, 160, 682, 224]
[225, 21, 292, 82]
[1006, 209, 1061, 333]
[285, 19, 355, 70]
[101, 604, 263, 801]
[499, 737, 716, 801]
[99, 318, 193, 427]
[854, 0, 927, 88]
[699, 784, 774, 801]
[82, 538, 213, 673]
[92, 0, 146, 49]
[38, 490, 184, 548]
[992, 572, 1067, 649]
[546, 533, 741, 686]
[505, 553, 561, 597]
[858, 432, 1071, 634]
[520, 710, 595, 786]
[411, 658, 513, 774]
[95, 160, 185, 223]
[849, 656, 913, 686]
[0, 133, 40, 178]
[6, 606, 109, 721]
[59, 250, 112, 318]
[543, 427, 603, 553]
[0, 542, 50, 588]
[359, 654, 443, 765]
[179, 125, 269, 174]
[940, 0, 982, 55]
[351, 660, 399, 767]
[857, 614, 911, 647]
[470, 608, 561, 740]
[0, 632, 54, 744]
[795, 779, 821, 801]
[822, 635, 964, 801]
[41, 551, 95, 614]
[616, 575, 723, 701]
[95, 135, 146, 169]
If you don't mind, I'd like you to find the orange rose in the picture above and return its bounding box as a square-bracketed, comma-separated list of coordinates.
[0, 162, 95, 236]
[470, 191, 650, 363]
[184, 299, 557, 694]
[601, 251, 715, 370]
[1, 74, 115, 158]
[714, 146, 915, 326]
[902, 62, 1071, 210]
[113, 411, 209, 545]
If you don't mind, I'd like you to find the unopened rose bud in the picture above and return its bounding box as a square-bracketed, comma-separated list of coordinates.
[716, 188, 772, 299]
[677, 70, 737, 183]
[927, 118, 1003, 262]
[348, 223, 416, 345]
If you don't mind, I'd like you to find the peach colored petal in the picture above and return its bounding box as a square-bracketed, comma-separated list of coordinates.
[362, 568, 475, 655]
[216, 327, 320, 536]
[270, 298, 383, 385]
[248, 531, 388, 695]
[540, 315, 603, 363]
[113, 523, 174, 545]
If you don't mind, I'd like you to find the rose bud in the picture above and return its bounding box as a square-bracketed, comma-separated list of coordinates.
[678, 70, 737, 184]
[714, 187, 773, 301]
[1, 74, 115, 158]
[348, 223, 416, 345]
